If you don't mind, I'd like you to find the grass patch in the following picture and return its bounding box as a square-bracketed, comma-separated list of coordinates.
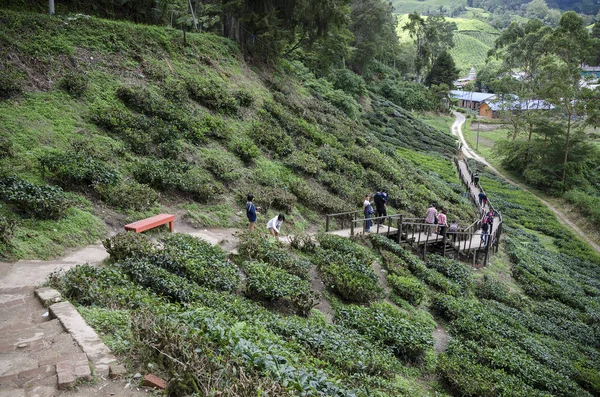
[8, 208, 106, 260]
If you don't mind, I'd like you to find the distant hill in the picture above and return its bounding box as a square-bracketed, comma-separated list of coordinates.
[396, 13, 500, 74]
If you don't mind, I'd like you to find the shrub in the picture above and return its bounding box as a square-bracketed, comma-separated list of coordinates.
[313, 247, 383, 303]
[0, 214, 18, 245]
[103, 231, 155, 261]
[0, 134, 13, 159]
[180, 167, 224, 202]
[46, 264, 153, 308]
[335, 302, 434, 361]
[201, 148, 242, 182]
[387, 274, 426, 305]
[161, 77, 188, 103]
[234, 89, 254, 107]
[39, 151, 120, 189]
[476, 275, 511, 303]
[78, 307, 133, 355]
[328, 69, 366, 97]
[229, 135, 259, 163]
[96, 180, 159, 211]
[249, 120, 294, 157]
[237, 230, 311, 279]
[195, 114, 230, 141]
[425, 255, 475, 294]
[131, 158, 186, 191]
[89, 106, 156, 155]
[0, 175, 71, 219]
[284, 151, 326, 175]
[242, 261, 317, 315]
[185, 75, 238, 114]
[0, 62, 24, 99]
[157, 233, 240, 292]
[58, 71, 88, 98]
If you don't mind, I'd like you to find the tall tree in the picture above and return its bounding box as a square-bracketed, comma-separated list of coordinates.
[425, 50, 459, 87]
[349, 0, 400, 74]
[403, 13, 457, 81]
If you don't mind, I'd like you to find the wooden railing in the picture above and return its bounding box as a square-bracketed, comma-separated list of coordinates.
[323, 159, 504, 266]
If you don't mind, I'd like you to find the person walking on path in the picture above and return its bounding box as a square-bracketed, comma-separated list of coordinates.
[437, 209, 448, 236]
[246, 194, 259, 230]
[363, 194, 374, 233]
[448, 220, 459, 242]
[478, 192, 487, 207]
[267, 214, 285, 236]
[373, 188, 387, 225]
[481, 221, 490, 246]
[425, 203, 438, 236]
[483, 210, 494, 228]
[473, 172, 480, 186]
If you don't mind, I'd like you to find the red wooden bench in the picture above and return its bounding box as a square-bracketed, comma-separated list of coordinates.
[124, 213, 175, 233]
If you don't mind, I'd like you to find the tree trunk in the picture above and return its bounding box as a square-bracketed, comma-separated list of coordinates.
[561, 111, 572, 192]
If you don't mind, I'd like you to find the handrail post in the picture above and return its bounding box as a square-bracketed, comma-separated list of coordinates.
[398, 215, 403, 243]
[326, 215, 330, 232]
[442, 230, 447, 257]
[484, 238, 491, 266]
[350, 218, 354, 237]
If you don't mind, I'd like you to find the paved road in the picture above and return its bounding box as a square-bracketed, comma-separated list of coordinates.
[451, 111, 600, 254]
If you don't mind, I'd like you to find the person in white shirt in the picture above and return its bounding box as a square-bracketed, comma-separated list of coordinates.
[267, 214, 285, 236]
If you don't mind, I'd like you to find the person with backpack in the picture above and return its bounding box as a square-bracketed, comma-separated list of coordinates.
[448, 220, 459, 243]
[373, 188, 387, 225]
[425, 203, 438, 236]
[363, 194, 375, 233]
[478, 192, 487, 207]
[473, 172, 480, 186]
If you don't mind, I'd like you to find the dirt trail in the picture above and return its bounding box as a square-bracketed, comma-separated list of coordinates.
[452, 111, 600, 254]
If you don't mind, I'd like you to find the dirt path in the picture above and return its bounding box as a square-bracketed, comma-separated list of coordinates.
[452, 112, 600, 254]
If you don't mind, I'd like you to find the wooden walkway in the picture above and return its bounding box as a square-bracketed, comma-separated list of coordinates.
[325, 158, 503, 265]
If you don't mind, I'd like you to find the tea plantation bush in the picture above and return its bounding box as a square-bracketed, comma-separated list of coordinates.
[0, 175, 71, 219]
[313, 235, 383, 303]
[157, 233, 240, 292]
[242, 261, 316, 315]
[39, 151, 120, 189]
[96, 180, 159, 211]
[336, 302, 434, 361]
[238, 230, 311, 279]
[387, 274, 426, 305]
[103, 232, 155, 261]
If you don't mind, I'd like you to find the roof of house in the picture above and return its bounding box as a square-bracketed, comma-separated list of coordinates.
[485, 99, 555, 111]
[450, 90, 496, 103]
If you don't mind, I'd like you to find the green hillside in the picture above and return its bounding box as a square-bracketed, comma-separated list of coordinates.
[396, 14, 500, 74]
[0, 9, 473, 260]
[3, 9, 600, 397]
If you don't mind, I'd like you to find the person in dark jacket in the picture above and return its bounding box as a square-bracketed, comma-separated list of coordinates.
[373, 188, 387, 224]
[246, 194, 258, 230]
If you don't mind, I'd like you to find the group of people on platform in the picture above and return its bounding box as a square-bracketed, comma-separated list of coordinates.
[245, 181, 495, 246]
[362, 188, 388, 233]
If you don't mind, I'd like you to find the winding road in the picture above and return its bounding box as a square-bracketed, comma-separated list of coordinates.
[451, 111, 600, 254]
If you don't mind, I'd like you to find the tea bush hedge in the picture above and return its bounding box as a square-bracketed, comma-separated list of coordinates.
[0, 175, 71, 219]
[335, 302, 434, 361]
[237, 230, 311, 279]
[103, 232, 155, 261]
[242, 261, 317, 315]
[39, 151, 120, 189]
[157, 233, 240, 292]
[387, 274, 426, 305]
